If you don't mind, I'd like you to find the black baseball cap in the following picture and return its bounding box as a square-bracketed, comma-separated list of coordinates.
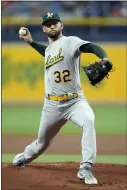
[42, 12, 61, 25]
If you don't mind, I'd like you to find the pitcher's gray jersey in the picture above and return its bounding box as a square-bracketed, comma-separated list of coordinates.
[45, 36, 90, 95]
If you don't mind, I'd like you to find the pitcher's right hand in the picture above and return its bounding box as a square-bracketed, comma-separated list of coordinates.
[19, 27, 33, 44]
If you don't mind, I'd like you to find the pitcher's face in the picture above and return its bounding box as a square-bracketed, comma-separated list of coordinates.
[43, 20, 63, 39]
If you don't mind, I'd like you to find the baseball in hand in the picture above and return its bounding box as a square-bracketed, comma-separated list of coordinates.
[19, 28, 27, 36]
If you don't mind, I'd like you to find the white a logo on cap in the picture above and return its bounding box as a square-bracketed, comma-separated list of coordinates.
[47, 13, 53, 18]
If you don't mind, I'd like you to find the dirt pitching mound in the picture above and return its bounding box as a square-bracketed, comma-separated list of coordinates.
[2, 163, 127, 190]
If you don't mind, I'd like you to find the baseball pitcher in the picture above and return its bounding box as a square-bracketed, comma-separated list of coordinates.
[13, 13, 113, 185]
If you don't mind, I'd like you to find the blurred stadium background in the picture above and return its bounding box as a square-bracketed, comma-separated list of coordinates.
[2, 1, 126, 164]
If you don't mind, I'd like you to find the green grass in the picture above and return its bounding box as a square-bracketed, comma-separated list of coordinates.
[2, 105, 126, 136]
[2, 154, 126, 165]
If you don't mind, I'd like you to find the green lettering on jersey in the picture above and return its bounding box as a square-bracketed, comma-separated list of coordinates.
[45, 48, 64, 69]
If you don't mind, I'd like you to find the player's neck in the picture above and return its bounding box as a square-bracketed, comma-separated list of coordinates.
[48, 33, 63, 45]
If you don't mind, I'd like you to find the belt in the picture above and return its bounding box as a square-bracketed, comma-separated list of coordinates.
[47, 93, 78, 101]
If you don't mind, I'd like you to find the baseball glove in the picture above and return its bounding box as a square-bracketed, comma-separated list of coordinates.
[82, 59, 113, 86]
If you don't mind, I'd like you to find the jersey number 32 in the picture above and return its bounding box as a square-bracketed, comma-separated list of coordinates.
[54, 70, 71, 83]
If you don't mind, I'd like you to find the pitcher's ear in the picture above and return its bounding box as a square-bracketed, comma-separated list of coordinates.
[61, 23, 64, 29]
[42, 26, 46, 32]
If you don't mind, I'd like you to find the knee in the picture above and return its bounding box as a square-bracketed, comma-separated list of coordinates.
[88, 115, 95, 125]
[82, 115, 95, 129]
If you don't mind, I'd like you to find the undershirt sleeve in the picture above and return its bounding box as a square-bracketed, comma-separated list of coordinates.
[30, 41, 47, 57]
[69, 36, 91, 57]
[79, 43, 108, 59]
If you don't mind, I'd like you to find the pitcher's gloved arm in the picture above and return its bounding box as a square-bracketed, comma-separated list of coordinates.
[79, 43, 108, 60]
[30, 41, 47, 57]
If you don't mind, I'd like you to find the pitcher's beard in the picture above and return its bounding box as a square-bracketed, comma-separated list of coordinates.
[48, 30, 61, 39]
